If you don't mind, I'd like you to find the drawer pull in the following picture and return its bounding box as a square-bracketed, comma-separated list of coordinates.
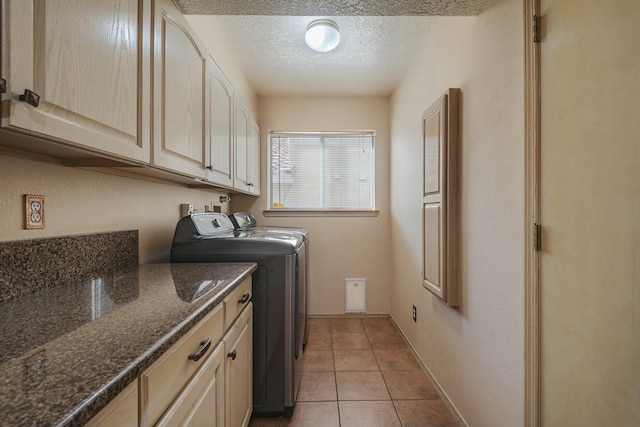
[227, 350, 237, 360]
[238, 293, 250, 304]
[0, 78, 6, 94]
[188, 338, 212, 362]
[19, 89, 40, 107]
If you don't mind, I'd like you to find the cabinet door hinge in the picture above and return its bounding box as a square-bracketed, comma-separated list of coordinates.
[533, 15, 541, 43]
[534, 223, 542, 252]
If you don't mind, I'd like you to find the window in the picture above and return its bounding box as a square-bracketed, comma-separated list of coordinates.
[269, 132, 375, 210]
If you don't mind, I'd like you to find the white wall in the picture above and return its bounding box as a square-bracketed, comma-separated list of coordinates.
[232, 96, 392, 315]
[389, 0, 524, 425]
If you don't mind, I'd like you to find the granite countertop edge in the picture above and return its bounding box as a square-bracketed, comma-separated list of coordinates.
[39, 263, 256, 427]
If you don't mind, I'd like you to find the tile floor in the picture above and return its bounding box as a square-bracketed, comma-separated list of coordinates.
[249, 316, 459, 427]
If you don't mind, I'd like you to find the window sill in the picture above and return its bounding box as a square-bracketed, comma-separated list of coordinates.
[263, 209, 379, 217]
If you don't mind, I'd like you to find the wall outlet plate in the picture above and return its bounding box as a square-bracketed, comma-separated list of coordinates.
[25, 194, 45, 229]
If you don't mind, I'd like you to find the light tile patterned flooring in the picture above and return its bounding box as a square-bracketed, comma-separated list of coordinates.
[249, 316, 459, 427]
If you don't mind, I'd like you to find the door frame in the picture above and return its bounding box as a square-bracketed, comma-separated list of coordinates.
[524, 0, 541, 426]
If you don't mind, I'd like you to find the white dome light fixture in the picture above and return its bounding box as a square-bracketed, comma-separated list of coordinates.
[305, 20, 340, 53]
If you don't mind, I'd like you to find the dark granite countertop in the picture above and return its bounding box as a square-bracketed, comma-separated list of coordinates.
[0, 262, 257, 426]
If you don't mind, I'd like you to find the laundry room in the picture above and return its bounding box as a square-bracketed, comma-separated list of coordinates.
[1, 0, 638, 426]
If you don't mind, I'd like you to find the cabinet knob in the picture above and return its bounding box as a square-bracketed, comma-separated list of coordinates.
[19, 89, 40, 107]
[0, 78, 6, 94]
[247, 183, 254, 187]
[206, 165, 214, 171]
[188, 338, 212, 362]
[238, 293, 250, 304]
[227, 350, 237, 360]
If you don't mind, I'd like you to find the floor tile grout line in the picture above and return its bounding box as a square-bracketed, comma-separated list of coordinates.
[365, 318, 404, 425]
[333, 318, 403, 426]
[330, 320, 342, 426]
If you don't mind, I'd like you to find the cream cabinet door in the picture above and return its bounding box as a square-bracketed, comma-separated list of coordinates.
[233, 95, 260, 195]
[233, 96, 250, 191]
[206, 57, 234, 188]
[1, 0, 150, 163]
[151, 0, 207, 179]
[422, 89, 459, 307]
[224, 303, 253, 427]
[247, 118, 261, 195]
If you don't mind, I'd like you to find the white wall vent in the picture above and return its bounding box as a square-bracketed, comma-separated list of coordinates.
[345, 278, 366, 313]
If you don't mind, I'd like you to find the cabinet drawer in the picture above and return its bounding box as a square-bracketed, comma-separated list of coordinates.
[224, 277, 252, 329]
[156, 340, 225, 427]
[140, 304, 224, 426]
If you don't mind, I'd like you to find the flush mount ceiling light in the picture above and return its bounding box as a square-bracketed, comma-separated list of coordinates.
[304, 20, 340, 53]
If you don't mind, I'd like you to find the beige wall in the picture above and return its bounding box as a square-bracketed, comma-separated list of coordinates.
[540, 0, 640, 425]
[0, 153, 229, 263]
[232, 96, 392, 315]
[389, 0, 524, 425]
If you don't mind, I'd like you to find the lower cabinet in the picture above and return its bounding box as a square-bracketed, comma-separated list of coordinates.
[224, 303, 253, 427]
[88, 279, 253, 427]
[136, 278, 251, 427]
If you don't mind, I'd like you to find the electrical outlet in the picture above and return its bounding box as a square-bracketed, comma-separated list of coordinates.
[180, 204, 195, 217]
[412, 305, 417, 322]
[25, 194, 45, 229]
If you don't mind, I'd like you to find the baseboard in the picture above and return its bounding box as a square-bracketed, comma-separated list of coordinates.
[389, 314, 469, 427]
[307, 313, 390, 319]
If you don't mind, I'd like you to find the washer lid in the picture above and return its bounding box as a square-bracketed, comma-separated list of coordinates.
[229, 212, 256, 230]
[191, 213, 235, 236]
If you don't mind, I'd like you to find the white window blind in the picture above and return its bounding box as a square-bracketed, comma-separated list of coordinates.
[269, 132, 375, 210]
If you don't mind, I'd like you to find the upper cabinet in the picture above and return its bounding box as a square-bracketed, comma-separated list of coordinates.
[151, 0, 207, 180]
[234, 96, 250, 191]
[234, 96, 260, 195]
[0, 0, 260, 195]
[0, 0, 150, 163]
[206, 56, 234, 188]
[248, 117, 261, 196]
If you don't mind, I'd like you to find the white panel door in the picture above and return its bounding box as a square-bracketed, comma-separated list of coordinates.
[539, 1, 640, 425]
[421, 89, 459, 306]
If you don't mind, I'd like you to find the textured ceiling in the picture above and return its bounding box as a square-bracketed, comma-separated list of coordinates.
[176, 0, 487, 16]
[181, 0, 488, 97]
[194, 15, 436, 96]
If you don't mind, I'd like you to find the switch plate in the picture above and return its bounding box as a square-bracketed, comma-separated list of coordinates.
[25, 194, 45, 229]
